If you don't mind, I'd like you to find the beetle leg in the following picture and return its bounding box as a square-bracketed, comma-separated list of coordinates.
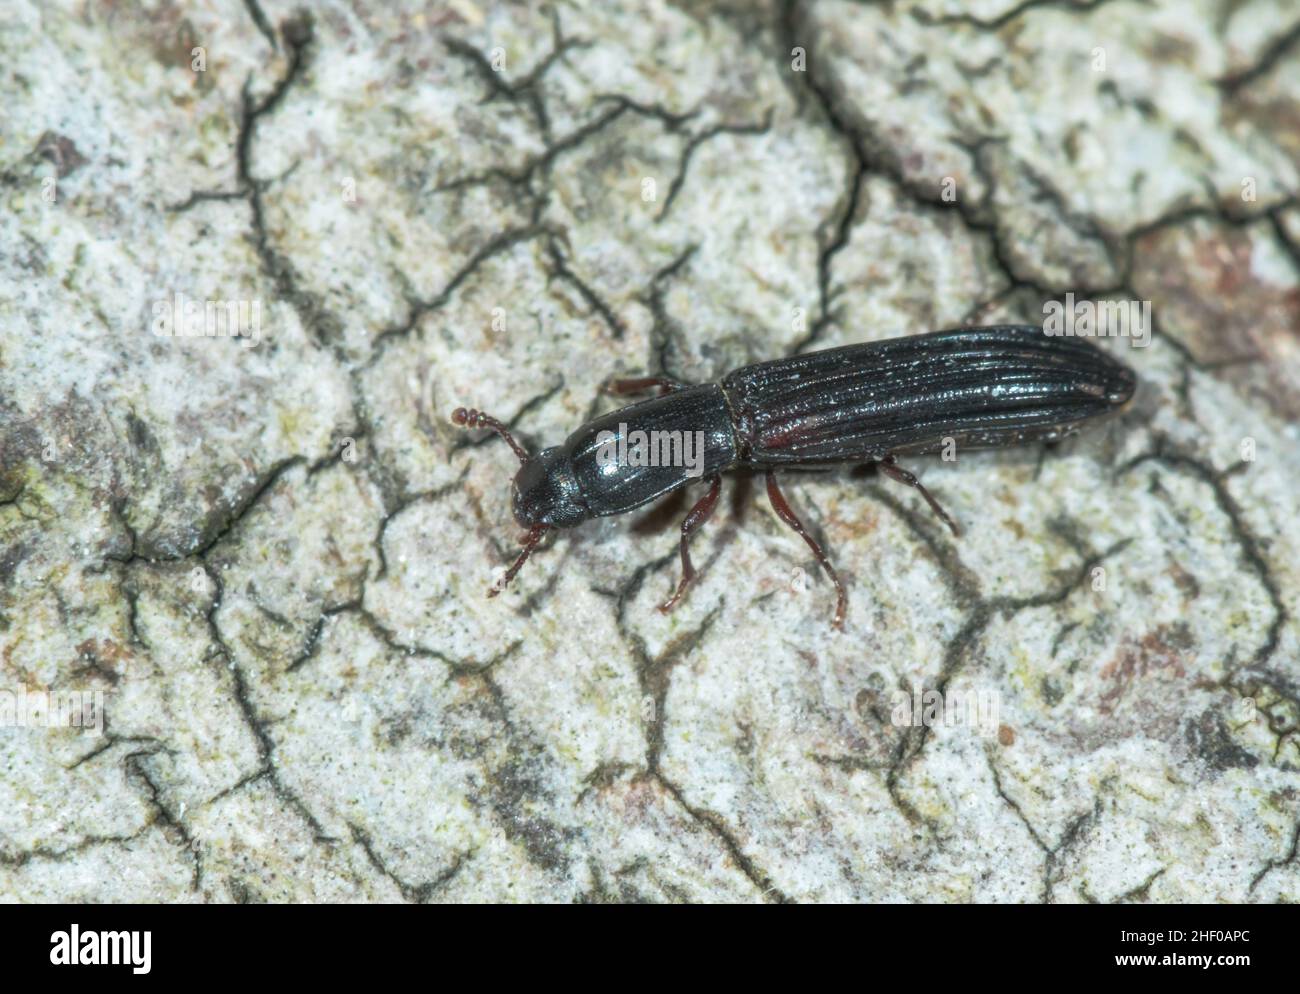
[765, 469, 846, 631]
[660, 475, 723, 614]
[879, 456, 961, 537]
[487, 523, 549, 598]
[604, 375, 684, 397]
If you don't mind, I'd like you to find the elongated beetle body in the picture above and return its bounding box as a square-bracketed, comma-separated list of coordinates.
[453, 325, 1136, 628]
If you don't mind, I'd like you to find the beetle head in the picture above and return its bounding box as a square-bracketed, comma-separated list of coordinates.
[451, 407, 588, 597]
[511, 446, 588, 529]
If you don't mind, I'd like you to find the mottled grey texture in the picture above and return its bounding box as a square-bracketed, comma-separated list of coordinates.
[1, 0, 1298, 902]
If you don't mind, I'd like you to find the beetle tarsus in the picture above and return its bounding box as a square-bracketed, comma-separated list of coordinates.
[660, 475, 723, 614]
[879, 456, 961, 537]
[765, 469, 847, 631]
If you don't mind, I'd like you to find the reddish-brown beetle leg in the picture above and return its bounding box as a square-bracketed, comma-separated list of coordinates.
[603, 376, 684, 397]
[488, 523, 549, 597]
[879, 456, 961, 537]
[660, 475, 723, 614]
[765, 469, 846, 631]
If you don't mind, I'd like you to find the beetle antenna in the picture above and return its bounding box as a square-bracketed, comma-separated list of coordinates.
[451, 407, 530, 464]
[488, 523, 548, 597]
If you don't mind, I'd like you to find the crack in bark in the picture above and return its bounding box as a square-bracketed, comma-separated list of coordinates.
[1118, 442, 1295, 764]
[1217, 17, 1300, 95]
[657, 109, 775, 221]
[589, 553, 794, 900]
[912, 0, 1129, 32]
[0, 824, 156, 871]
[122, 747, 202, 891]
[655, 772, 793, 903]
[1249, 817, 1300, 895]
[1118, 445, 1285, 672]
[202, 569, 337, 845]
[640, 243, 700, 379]
[987, 748, 1104, 902]
[544, 235, 627, 340]
[167, 12, 342, 352]
[347, 821, 470, 902]
[242, 0, 277, 51]
[881, 536, 1133, 827]
[443, 8, 589, 143]
[2, 744, 203, 891]
[369, 225, 556, 361]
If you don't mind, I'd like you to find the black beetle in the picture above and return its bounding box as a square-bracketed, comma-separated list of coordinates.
[453, 325, 1136, 628]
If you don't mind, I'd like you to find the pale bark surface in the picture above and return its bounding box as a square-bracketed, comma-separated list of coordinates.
[1, 0, 1298, 901]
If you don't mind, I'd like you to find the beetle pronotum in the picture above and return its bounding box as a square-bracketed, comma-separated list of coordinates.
[453, 326, 1136, 628]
